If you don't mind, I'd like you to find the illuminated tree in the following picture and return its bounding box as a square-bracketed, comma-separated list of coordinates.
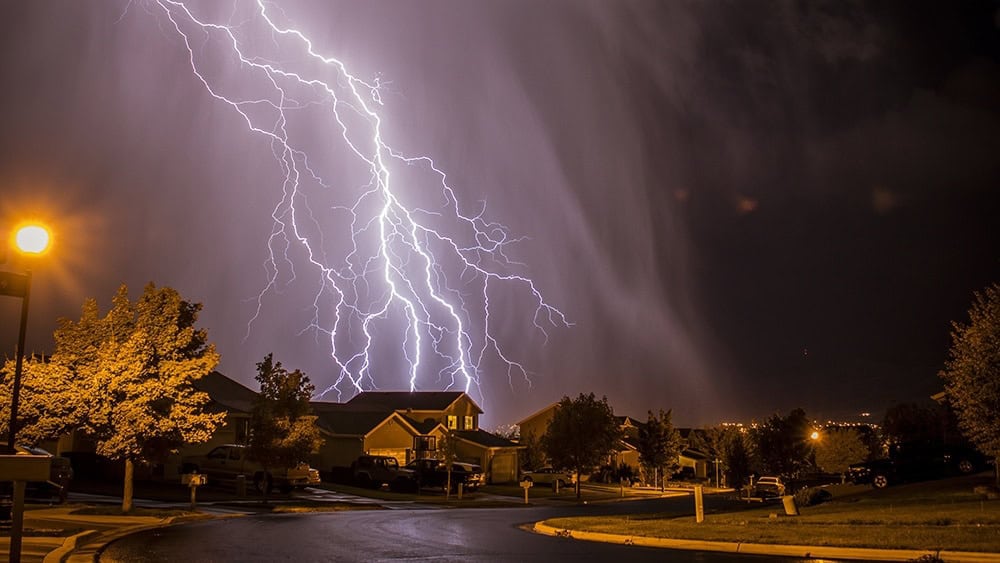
[939, 282, 1000, 484]
[541, 393, 621, 498]
[248, 353, 323, 496]
[0, 284, 224, 512]
[814, 428, 869, 481]
[636, 409, 683, 490]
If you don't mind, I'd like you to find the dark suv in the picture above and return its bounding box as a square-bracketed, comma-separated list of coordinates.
[850, 441, 989, 488]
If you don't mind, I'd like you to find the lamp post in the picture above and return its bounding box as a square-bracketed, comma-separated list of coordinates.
[2, 223, 50, 448]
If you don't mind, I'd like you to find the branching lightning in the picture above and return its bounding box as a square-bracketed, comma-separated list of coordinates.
[149, 1, 569, 400]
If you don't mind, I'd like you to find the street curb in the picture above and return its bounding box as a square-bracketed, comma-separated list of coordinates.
[532, 521, 1000, 563]
[43, 530, 98, 563]
[54, 513, 244, 562]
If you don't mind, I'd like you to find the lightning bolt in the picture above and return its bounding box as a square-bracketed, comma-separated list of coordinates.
[148, 1, 569, 401]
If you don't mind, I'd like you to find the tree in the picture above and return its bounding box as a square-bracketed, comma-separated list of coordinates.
[882, 402, 958, 446]
[724, 431, 753, 490]
[753, 408, 813, 477]
[0, 283, 225, 512]
[541, 393, 621, 498]
[689, 425, 743, 487]
[437, 430, 461, 499]
[635, 409, 682, 491]
[248, 353, 324, 497]
[939, 282, 1000, 484]
[517, 430, 545, 472]
[814, 428, 869, 481]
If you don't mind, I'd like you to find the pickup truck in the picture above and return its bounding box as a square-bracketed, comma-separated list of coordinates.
[351, 455, 417, 492]
[404, 458, 485, 492]
[180, 444, 320, 494]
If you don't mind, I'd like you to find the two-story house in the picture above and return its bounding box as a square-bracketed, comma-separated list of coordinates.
[312, 391, 521, 483]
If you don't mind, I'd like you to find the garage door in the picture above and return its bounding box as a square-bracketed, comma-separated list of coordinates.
[490, 452, 518, 484]
[367, 448, 409, 466]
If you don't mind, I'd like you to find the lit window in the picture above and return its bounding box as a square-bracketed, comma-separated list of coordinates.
[447, 415, 457, 430]
[464, 415, 474, 430]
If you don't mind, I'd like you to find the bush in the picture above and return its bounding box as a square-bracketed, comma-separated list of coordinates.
[592, 462, 636, 484]
[794, 486, 832, 507]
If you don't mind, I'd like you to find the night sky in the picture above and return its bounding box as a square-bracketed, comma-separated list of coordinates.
[1, 1, 997, 429]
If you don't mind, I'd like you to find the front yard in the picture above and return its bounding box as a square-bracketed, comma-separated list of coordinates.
[543, 473, 1000, 553]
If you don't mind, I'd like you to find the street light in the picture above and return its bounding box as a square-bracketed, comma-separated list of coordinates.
[1, 223, 51, 448]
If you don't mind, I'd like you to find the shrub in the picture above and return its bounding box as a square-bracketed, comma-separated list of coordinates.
[794, 486, 832, 507]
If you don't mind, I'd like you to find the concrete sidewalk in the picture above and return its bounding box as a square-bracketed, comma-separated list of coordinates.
[2, 505, 231, 563]
[532, 521, 1000, 563]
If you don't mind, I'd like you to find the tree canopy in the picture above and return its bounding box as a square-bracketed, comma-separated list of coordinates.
[814, 428, 869, 478]
[1, 283, 224, 511]
[541, 393, 621, 498]
[248, 353, 323, 494]
[753, 408, 813, 477]
[939, 282, 1000, 480]
[636, 409, 682, 489]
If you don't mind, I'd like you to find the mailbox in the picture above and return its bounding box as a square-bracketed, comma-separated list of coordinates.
[0, 455, 51, 481]
[182, 473, 207, 486]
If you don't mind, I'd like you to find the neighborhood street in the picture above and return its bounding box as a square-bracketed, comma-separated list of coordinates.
[96, 491, 886, 562]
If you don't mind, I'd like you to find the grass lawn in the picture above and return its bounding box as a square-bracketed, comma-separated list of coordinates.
[544, 474, 1000, 554]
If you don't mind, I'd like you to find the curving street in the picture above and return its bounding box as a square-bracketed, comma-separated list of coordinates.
[97, 491, 879, 562]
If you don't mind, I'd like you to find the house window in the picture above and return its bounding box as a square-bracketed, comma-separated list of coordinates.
[447, 415, 457, 430]
[414, 435, 436, 453]
[464, 415, 474, 430]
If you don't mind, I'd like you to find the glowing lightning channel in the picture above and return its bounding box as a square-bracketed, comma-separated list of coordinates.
[151, 0, 570, 401]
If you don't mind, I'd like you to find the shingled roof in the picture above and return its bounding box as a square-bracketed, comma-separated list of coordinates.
[453, 429, 520, 449]
[310, 402, 418, 437]
[192, 371, 258, 414]
[345, 391, 482, 414]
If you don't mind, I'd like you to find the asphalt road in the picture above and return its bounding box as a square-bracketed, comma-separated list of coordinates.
[98, 493, 881, 562]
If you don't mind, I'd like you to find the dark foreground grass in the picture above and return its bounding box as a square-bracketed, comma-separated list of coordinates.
[544, 474, 1000, 553]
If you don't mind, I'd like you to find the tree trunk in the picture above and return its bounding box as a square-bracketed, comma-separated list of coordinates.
[122, 459, 134, 513]
[575, 468, 581, 499]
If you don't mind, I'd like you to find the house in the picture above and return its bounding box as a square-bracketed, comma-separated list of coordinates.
[312, 391, 522, 483]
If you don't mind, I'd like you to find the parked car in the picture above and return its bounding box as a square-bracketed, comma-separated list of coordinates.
[521, 467, 575, 489]
[405, 458, 485, 491]
[180, 444, 321, 494]
[753, 476, 786, 498]
[352, 455, 417, 492]
[849, 441, 990, 489]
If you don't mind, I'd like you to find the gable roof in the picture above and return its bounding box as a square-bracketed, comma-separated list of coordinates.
[516, 401, 560, 426]
[311, 402, 416, 437]
[346, 391, 482, 414]
[192, 371, 258, 414]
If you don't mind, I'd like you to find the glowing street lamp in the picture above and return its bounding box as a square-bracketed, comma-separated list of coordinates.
[810, 430, 821, 441]
[14, 225, 50, 255]
[1, 223, 51, 448]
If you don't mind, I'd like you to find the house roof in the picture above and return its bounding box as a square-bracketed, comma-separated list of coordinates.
[453, 429, 520, 449]
[403, 416, 447, 435]
[515, 401, 559, 427]
[192, 371, 258, 414]
[311, 402, 405, 437]
[346, 391, 483, 414]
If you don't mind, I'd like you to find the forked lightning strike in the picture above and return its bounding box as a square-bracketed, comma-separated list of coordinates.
[151, 1, 569, 400]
